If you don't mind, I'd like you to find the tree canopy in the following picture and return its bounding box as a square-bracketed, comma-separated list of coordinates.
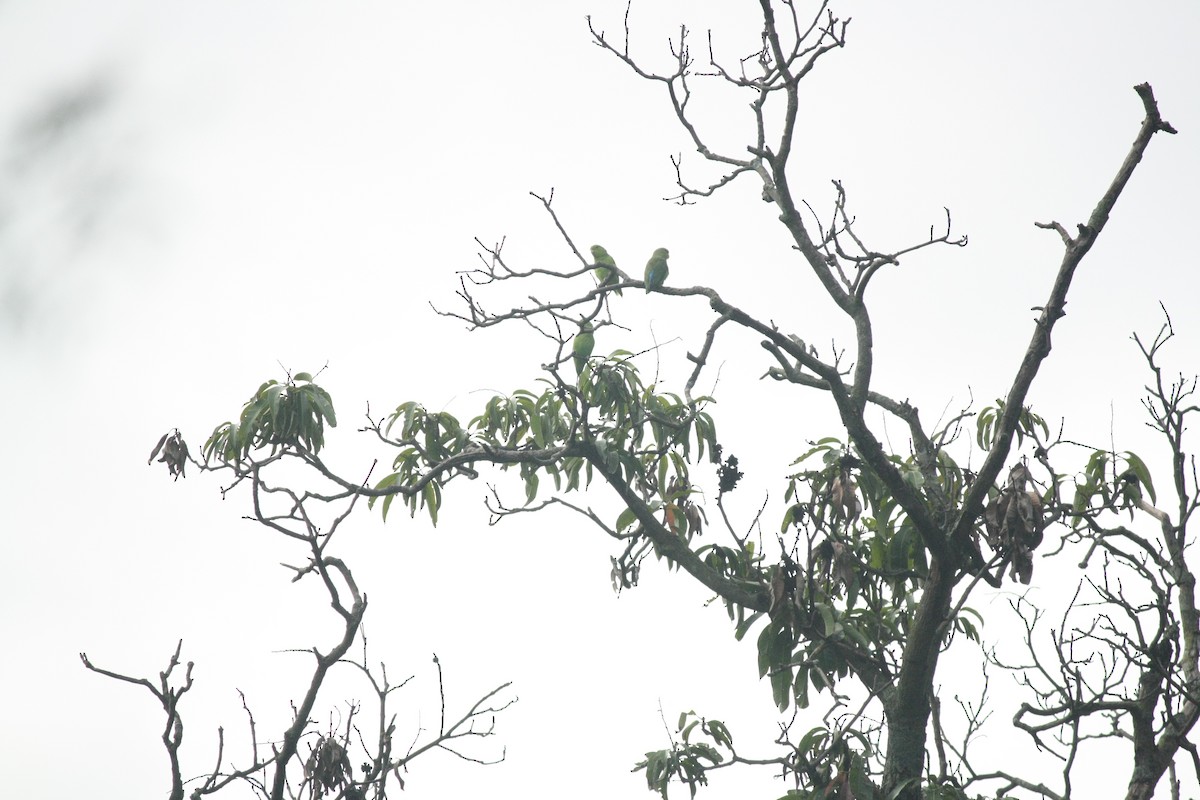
[88, 3, 1196, 800]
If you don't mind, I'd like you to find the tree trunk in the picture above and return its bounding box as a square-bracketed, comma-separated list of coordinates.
[881, 556, 955, 800]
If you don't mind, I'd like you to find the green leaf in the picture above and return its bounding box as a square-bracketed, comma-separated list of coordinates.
[956, 616, 980, 643]
[797, 725, 828, 756]
[847, 753, 875, 800]
[707, 719, 732, 748]
[311, 386, 337, 428]
[779, 503, 800, 533]
[530, 411, 545, 448]
[889, 526, 913, 572]
[958, 605, 984, 630]
[975, 404, 997, 450]
[734, 610, 764, 641]
[869, 537, 886, 570]
[790, 437, 844, 466]
[370, 472, 400, 510]
[901, 462, 925, 490]
[756, 619, 780, 678]
[794, 665, 810, 709]
[816, 601, 839, 638]
[770, 667, 791, 711]
[1085, 449, 1109, 481]
[524, 471, 539, 505]
[1122, 451, 1157, 504]
[1073, 481, 1095, 513]
[297, 390, 312, 448]
[842, 618, 871, 648]
[423, 481, 440, 526]
[886, 777, 921, 800]
[1021, 405, 1049, 441]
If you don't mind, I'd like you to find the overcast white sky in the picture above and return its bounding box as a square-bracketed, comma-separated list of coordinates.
[2, 1, 1198, 798]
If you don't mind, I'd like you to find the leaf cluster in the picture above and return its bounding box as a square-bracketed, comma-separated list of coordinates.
[635, 712, 733, 799]
[203, 373, 337, 463]
[1071, 448, 1157, 522]
[367, 354, 719, 529]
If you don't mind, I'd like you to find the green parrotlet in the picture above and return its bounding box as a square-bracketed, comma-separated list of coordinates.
[589, 244, 622, 296]
[644, 247, 669, 293]
[572, 321, 595, 375]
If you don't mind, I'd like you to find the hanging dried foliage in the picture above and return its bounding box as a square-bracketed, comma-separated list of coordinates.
[305, 736, 352, 798]
[830, 467, 862, 522]
[664, 476, 707, 537]
[148, 429, 189, 480]
[983, 463, 1044, 584]
[768, 556, 799, 619]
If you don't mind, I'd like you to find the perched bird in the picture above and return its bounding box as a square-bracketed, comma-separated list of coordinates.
[590, 244, 622, 296]
[644, 247, 669, 293]
[572, 321, 595, 375]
